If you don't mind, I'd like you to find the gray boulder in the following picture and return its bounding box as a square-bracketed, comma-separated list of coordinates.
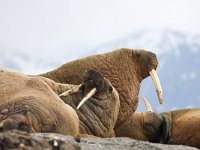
[0, 130, 198, 150]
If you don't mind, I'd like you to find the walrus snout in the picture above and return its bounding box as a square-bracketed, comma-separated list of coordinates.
[81, 69, 113, 95]
[76, 69, 114, 109]
[133, 50, 164, 104]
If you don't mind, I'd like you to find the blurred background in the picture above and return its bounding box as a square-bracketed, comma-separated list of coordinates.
[0, 0, 200, 112]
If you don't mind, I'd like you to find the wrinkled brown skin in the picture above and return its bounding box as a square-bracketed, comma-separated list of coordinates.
[0, 68, 120, 138]
[40, 48, 158, 128]
[115, 108, 200, 148]
[41, 69, 120, 137]
[163, 108, 200, 148]
[115, 112, 164, 142]
[58, 70, 120, 137]
[0, 68, 79, 135]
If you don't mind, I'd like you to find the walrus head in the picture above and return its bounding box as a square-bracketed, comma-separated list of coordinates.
[132, 50, 163, 104]
[76, 69, 114, 108]
[115, 97, 170, 143]
[59, 69, 120, 137]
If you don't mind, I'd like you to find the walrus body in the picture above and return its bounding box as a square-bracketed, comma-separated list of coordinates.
[0, 68, 120, 138]
[40, 48, 161, 128]
[0, 68, 79, 135]
[115, 108, 200, 148]
[162, 108, 200, 148]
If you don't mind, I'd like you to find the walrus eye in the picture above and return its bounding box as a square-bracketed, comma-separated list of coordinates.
[19, 123, 28, 131]
[135, 52, 141, 58]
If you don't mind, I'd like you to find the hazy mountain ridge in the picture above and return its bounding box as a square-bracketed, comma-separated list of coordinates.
[0, 50, 58, 74]
[0, 29, 199, 111]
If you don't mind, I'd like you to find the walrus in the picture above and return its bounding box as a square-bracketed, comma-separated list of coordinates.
[0, 68, 79, 135]
[57, 70, 120, 137]
[115, 97, 200, 148]
[0, 68, 120, 138]
[39, 48, 163, 128]
[40, 69, 120, 137]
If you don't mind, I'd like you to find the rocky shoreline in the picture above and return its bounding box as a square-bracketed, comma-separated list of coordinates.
[0, 130, 198, 150]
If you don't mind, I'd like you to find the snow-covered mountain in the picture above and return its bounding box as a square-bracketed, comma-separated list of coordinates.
[1, 29, 200, 112]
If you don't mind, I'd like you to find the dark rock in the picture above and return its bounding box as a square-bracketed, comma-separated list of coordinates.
[0, 130, 80, 150]
[0, 130, 198, 150]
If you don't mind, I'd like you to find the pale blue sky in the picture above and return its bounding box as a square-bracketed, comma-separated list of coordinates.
[0, 0, 200, 112]
[0, 0, 199, 57]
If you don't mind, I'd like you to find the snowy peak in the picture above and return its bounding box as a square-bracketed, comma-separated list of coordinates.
[94, 29, 200, 57]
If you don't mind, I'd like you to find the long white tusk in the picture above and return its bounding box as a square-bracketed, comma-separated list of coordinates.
[0, 122, 3, 128]
[149, 69, 164, 104]
[77, 88, 97, 109]
[141, 96, 153, 112]
[59, 84, 82, 97]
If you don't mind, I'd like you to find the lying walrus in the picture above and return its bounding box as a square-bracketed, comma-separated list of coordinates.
[40, 48, 164, 128]
[0, 68, 120, 138]
[115, 97, 200, 149]
[0, 68, 79, 135]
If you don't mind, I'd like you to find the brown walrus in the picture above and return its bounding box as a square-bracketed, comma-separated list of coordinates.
[40, 48, 164, 128]
[41, 69, 120, 137]
[0, 68, 120, 138]
[0, 68, 79, 135]
[58, 70, 120, 137]
[115, 97, 200, 149]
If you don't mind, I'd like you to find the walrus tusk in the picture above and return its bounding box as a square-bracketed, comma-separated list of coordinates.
[149, 69, 164, 104]
[141, 96, 153, 112]
[0, 122, 3, 129]
[59, 84, 82, 97]
[77, 88, 97, 109]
